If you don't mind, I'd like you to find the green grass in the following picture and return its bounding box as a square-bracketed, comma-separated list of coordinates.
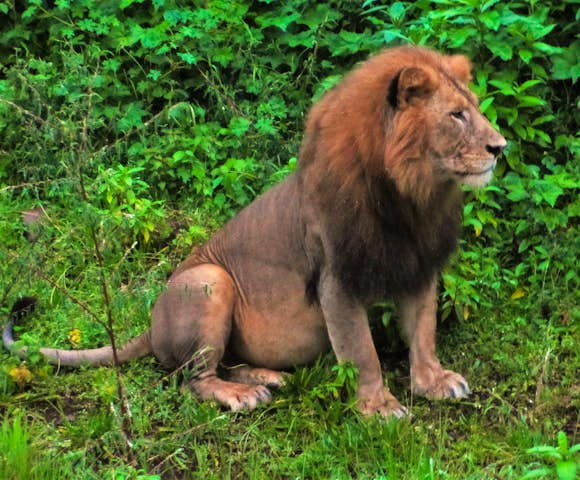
[1, 200, 578, 479]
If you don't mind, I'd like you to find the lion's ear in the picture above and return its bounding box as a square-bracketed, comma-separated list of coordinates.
[394, 67, 439, 108]
[445, 55, 472, 84]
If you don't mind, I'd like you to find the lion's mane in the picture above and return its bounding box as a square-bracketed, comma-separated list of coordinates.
[298, 47, 463, 303]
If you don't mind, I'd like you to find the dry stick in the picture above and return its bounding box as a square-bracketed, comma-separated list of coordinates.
[194, 64, 245, 117]
[0, 179, 59, 193]
[89, 102, 190, 162]
[0, 98, 46, 125]
[3, 77, 191, 444]
[77, 169, 134, 444]
[76, 73, 133, 444]
[534, 348, 552, 407]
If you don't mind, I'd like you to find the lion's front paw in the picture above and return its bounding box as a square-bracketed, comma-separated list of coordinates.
[412, 366, 471, 400]
[358, 391, 408, 418]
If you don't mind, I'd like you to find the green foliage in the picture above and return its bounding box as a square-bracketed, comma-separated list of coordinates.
[0, 1, 578, 478]
[0, 411, 75, 479]
[1, 0, 577, 308]
[521, 431, 580, 480]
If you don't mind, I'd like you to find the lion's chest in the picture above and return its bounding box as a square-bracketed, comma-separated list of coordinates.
[331, 206, 460, 301]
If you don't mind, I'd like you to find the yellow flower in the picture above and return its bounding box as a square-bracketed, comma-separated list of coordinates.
[9, 364, 33, 386]
[69, 328, 81, 347]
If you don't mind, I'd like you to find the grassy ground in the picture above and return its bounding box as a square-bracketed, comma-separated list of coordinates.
[0, 199, 578, 480]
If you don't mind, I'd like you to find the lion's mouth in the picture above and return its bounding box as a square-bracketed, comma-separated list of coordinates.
[452, 160, 496, 177]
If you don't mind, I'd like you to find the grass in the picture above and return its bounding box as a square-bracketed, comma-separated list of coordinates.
[0, 199, 578, 480]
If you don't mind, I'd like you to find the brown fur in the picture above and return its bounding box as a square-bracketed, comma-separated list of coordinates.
[4, 47, 506, 416]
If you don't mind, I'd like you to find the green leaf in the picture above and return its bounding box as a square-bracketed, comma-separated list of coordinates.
[22, 6, 38, 18]
[140, 26, 167, 49]
[256, 9, 300, 31]
[448, 27, 478, 48]
[551, 43, 580, 83]
[481, 0, 501, 12]
[328, 30, 368, 56]
[229, 117, 251, 137]
[484, 105, 497, 125]
[255, 118, 277, 135]
[486, 36, 513, 60]
[479, 97, 495, 114]
[177, 52, 197, 65]
[147, 69, 161, 81]
[281, 30, 316, 48]
[489, 79, 516, 95]
[517, 79, 543, 92]
[103, 58, 121, 72]
[120, 0, 145, 9]
[389, 2, 406, 23]
[118, 102, 147, 133]
[533, 180, 564, 207]
[556, 460, 577, 480]
[532, 115, 555, 126]
[532, 42, 564, 55]
[513, 123, 527, 140]
[504, 173, 528, 202]
[519, 49, 533, 63]
[557, 431, 568, 453]
[518, 96, 546, 107]
[569, 444, 580, 454]
[383, 29, 409, 43]
[480, 11, 501, 30]
[520, 468, 553, 479]
[298, 4, 340, 29]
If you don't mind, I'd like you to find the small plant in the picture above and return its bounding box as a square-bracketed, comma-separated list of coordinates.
[521, 431, 579, 480]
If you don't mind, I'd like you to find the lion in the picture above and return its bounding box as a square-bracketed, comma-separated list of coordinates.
[4, 46, 506, 417]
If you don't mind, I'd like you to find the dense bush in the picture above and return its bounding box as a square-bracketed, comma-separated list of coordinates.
[1, 0, 577, 319]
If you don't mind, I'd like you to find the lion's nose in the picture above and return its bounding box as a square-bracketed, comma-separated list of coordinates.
[486, 137, 507, 156]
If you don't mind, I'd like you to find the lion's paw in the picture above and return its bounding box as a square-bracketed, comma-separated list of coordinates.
[191, 376, 272, 411]
[358, 392, 408, 418]
[412, 366, 470, 400]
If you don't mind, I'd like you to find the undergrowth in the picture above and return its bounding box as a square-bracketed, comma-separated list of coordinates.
[0, 1, 578, 479]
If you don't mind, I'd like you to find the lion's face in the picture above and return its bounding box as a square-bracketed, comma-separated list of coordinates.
[389, 54, 506, 192]
[426, 77, 506, 187]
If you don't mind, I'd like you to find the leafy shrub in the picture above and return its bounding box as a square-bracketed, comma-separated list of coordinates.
[0, 0, 577, 319]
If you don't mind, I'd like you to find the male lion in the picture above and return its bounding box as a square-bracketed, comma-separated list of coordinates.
[4, 47, 506, 417]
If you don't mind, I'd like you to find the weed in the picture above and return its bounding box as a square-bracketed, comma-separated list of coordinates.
[521, 431, 579, 480]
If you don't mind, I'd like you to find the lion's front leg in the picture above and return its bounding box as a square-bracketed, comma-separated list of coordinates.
[319, 273, 407, 418]
[398, 278, 470, 399]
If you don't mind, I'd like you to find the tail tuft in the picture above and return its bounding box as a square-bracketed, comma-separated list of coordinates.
[9, 297, 38, 323]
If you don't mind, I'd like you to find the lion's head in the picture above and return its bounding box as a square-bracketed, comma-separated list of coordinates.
[300, 47, 506, 206]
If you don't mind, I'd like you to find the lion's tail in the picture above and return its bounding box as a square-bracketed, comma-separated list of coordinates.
[3, 297, 152, 367]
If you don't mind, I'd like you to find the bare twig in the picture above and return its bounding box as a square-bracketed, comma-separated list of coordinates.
[89, 102, 189, 162]
[0, 98, 46, 125]
[0, 179, 60, 193]
[534, 348, 552, 406]
[74, 66, 133, 443]
[195, 64, 245, 117]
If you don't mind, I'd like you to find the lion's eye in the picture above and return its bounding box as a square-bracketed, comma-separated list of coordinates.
[451, 110, 466, 122]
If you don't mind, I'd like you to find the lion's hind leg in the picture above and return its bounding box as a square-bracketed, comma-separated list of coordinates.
[151, 264, 273, 411]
